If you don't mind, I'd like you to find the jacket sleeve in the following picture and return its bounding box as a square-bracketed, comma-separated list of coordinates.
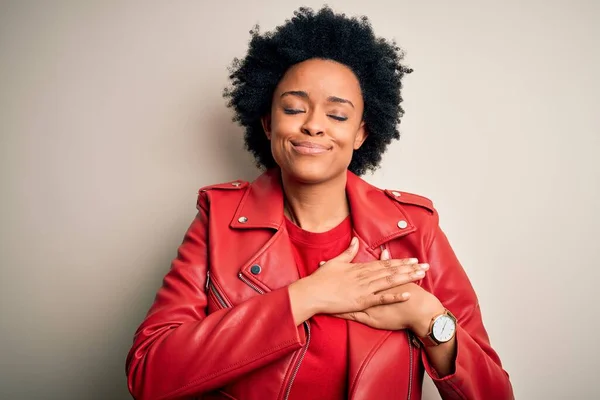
[422, 225, 514, 400]
[125, 195, 305, 400]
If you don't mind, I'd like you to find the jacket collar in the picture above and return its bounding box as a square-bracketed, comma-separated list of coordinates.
[231, 168, 416, 249]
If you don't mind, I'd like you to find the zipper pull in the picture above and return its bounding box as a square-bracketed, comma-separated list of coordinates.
[205, 270, 211, 291]
[408, 331, 421, 348]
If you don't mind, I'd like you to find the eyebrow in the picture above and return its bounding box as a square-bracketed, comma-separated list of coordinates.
[280, 91, 355, 109]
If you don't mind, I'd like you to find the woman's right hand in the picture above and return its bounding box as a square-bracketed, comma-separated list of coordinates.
[288, 237, 428, 325]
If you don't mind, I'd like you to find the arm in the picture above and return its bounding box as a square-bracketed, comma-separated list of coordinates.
[125, 195, 305, 400]
[421, 226, 514, 400]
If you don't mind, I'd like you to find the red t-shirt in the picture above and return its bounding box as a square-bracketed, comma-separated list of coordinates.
[286, 215, 351, 400]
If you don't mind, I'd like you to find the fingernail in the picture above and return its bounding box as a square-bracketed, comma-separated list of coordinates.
[402, 292, 410, 299]
[351, 237, 358, 246]
[319, 261, 326, 267]
[414, 270, 425, 277]
[408, 258, 418, 264]
[420, 263, 429, 270]
[382, 249, 390, 260]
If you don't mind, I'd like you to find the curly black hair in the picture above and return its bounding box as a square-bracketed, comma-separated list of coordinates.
[223, 6, 412, 176]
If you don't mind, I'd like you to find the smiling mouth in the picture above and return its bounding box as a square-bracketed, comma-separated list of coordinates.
[290, 140, 331, 155]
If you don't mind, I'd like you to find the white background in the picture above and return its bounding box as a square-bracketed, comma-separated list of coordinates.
[1, 1, 598, 398]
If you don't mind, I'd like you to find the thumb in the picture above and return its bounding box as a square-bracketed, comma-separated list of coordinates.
[329, 236, 359, 263]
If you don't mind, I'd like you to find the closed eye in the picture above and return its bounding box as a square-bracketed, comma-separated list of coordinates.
[328, 115, 348, 122]
[283, 109, 305, 115]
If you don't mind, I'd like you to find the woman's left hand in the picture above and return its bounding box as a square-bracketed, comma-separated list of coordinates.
[334, 251, 445, 336]
[335, 283, 443, 335]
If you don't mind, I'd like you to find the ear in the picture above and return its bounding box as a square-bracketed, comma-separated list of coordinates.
[261, 114, 272, 140]
[353, 121, 368, 150]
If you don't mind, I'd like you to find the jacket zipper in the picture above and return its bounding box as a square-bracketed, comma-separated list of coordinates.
[407, 331, 414, 400]
[283, 322, 310, 400]
[206, 271, 228, 308]
[407, 331, 422, 400]
[238, 272, 311, 400]
[237, 272, 265, 294]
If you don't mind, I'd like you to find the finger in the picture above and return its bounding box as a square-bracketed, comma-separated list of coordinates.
[366, 291, 411, 307]
[354, 258, 421, 281]
[368, 269, 426, 292]
[367, 263, 428, 282]
[379, 250, 419, 265]
[327, 236, 359, 263]
[366, 258, 419, 272]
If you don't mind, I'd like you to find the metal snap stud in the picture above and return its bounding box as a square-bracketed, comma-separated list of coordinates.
[392, 191, 401, 197]
[397, 220, 408, 229]
[232, 182, 240, 187]
[250, 264, 261, 275]
[238, 216, 248, 223]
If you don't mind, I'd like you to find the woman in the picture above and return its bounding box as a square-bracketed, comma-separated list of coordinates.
[126, 7, 513, 400]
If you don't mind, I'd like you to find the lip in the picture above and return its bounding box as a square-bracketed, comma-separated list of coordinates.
[290, 140, 331, 155]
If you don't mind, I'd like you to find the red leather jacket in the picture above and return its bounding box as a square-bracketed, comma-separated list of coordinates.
[126, 169, 514, 400]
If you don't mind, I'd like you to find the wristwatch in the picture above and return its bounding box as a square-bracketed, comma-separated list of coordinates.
[419, 309, 457, 347]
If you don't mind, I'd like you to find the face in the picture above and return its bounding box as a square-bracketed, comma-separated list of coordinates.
[262, 58, 367, 184]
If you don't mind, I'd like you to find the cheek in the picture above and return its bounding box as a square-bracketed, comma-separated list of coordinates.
[268, 119, 292, 155]
[269, 116, 292, 138]
[335, 128, 363, 150]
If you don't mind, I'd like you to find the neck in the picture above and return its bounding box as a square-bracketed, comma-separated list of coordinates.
[281, 171, 350, 233]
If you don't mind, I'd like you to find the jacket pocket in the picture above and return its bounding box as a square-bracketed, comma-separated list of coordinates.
[206, 271, 229, 312]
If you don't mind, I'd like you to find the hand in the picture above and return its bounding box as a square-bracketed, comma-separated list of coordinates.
[335, 251, 444, 335]
[288, 237, 429, 325]
[336, 283, 444, 333]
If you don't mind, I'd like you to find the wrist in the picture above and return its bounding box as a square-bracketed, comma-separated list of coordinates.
[288, 277, 319, 324]
[411, 301, 446, 337]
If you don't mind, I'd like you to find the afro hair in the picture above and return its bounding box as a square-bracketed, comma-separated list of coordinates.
[223, 6, 413, 176]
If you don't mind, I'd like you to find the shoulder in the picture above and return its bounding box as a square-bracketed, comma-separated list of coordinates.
[196, 179, 249, 210]
[382, 188, 437, 216]
[380, 187, 441, 250]
[380, 187, 440, 236]
[199, 179, 249, 192]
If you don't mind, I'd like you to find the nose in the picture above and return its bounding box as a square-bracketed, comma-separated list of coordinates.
[301, 111, 325, 136]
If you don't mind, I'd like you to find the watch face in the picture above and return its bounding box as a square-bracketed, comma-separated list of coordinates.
[432, 314, 456, 343]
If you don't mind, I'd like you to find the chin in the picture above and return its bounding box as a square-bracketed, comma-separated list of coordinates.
[282, 159, 346, 184]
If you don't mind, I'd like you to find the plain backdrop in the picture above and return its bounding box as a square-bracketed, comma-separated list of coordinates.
[1, 1, 599, 399]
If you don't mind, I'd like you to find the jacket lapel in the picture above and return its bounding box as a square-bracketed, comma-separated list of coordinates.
[345, 170, 417, 249]
[231, 169, 300, 293]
